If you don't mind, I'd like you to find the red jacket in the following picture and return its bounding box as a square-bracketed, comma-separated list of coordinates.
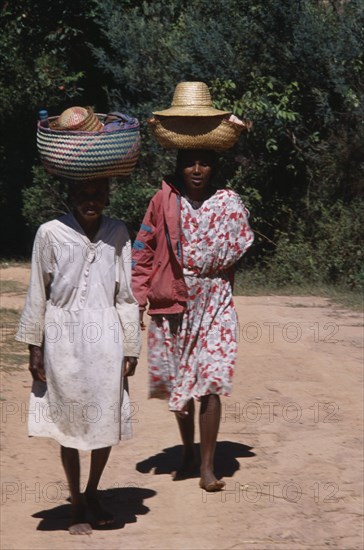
[132, 180, 188, 315]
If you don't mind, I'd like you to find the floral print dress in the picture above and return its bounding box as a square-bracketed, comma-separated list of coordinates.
[147, 189, 254, 411]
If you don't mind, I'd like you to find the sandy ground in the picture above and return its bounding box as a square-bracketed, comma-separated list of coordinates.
[0, 265, 363, 550]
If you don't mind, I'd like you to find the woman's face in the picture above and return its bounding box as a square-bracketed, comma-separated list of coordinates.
[71, 180, 109, 224]
[178, 150, 215, 200]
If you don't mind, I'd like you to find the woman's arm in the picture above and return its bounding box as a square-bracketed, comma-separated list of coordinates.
[115, 235, 141, 360]
[28, 344, 46, 382]
[16, 226, 52, 347]
[15, 225, 53, 381]
[131, 196, 158, 312]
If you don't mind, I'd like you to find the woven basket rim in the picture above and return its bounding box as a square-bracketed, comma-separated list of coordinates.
[148, 116, 249, 129]
[147, 116, 247, 150]
[38, 115, 140, 135]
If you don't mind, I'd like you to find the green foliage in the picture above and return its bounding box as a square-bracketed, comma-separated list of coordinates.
[0, 2, 87, 119]
[241, 199, 364, 291]
[0, 0, 92, 254]
[2, 0, 364, 293]
[21, 167, 70, 230]
[107, 180, 157, 239]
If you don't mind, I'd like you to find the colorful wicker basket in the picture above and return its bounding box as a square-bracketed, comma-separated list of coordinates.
[37, 114, 141, 180]
[147, 115, 249, 151]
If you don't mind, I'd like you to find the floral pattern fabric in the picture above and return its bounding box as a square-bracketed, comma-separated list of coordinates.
[147, 189, 254, 411]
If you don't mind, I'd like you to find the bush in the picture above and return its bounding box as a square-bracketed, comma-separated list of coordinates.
[240, 199, 364, 291]
[8, 0, 364, 293]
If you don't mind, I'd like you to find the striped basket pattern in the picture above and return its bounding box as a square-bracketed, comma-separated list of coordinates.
[37, 115, 141, 180]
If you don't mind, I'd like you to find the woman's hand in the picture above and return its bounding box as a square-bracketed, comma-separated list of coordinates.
[139, 310, 146, 331]
[28, 345, 46, 382]
[123, 356, 138, 377]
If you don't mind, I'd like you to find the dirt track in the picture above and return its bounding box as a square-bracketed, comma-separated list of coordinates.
[1, 266, 363, 550]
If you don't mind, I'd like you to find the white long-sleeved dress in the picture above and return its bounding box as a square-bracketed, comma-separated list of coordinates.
[16, 213, 140, 450]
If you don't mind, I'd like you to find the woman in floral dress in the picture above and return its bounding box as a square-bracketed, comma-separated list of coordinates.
[132, 149, 254, 491]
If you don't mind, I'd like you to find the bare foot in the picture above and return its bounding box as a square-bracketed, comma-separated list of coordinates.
[199, 479, 225, 492]
[199, 470, 225, 492]
[69, 505, 92, 535]
[69, 522, 93, 535]
[85, 490, 114, 526]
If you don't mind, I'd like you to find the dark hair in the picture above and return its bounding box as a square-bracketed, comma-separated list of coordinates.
[66, 178, 110, 209]
[175, 149, 217, 178]
[66, 178, 110, 195]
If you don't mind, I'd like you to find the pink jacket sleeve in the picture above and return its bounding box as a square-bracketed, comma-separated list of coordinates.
[132, 197, 157, 310]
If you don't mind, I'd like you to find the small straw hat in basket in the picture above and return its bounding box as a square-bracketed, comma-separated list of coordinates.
[149, 81, 251, 150]
[50, 106, 104, 132]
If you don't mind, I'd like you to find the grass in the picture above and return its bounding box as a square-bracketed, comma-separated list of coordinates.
[234, 272, 363, 313]
[0, 280, 27, 294]
[1, 260, 29, 295]
[0, 307, 28, 373]
[0, 259, 29, 269]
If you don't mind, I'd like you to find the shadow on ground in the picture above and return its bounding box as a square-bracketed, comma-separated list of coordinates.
[136, 440, 255, 478]
[32, 486, 156, 532]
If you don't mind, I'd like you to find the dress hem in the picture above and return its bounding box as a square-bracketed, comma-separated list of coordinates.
[27, 433, 132, 451]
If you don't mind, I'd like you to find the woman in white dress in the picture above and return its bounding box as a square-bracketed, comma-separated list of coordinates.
[16, 179, 140, 535]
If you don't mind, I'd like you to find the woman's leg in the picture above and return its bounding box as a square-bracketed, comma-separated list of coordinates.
[199, 394, 225, 491]
[173, 398, 198, 479]
[60, 446, 92, 535]
[84, 446, 114, 525]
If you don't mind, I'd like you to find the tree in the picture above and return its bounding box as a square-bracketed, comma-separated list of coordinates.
[0, 0, 98, 253]
[4, 0, 364, 289]
[92, 0, 364, 288]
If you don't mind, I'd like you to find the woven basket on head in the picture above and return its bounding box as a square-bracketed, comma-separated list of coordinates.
[147, 116, 249, 151]
[37, 115, 141, 180]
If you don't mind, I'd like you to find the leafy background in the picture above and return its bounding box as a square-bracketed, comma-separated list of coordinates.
[1, 0, 363, 290]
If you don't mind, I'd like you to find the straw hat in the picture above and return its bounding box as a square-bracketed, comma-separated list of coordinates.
[50, 106, 103, 131]
[153, 81, 231, 117]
